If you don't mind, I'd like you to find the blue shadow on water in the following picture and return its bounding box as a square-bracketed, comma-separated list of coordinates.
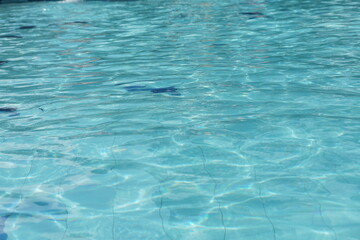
[240, 12, 267, 19]
[123, 86, 181, 96]
[0, 35, 22, 39]
[0, 107, 19, 117]
[18, 26, 36, 30]
[0, 108, 16, 113]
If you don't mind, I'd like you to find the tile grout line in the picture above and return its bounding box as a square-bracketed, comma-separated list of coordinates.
[254, 168, 277, 240]
[199, 147, 227, 240]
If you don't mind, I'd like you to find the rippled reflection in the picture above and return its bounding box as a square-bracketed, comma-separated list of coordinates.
[0, 0, 359, 239]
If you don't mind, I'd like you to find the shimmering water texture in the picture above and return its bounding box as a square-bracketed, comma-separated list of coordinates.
[0, 0, 360, 240]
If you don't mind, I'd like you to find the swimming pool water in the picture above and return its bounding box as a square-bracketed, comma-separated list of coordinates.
[0, 0, 359, 239]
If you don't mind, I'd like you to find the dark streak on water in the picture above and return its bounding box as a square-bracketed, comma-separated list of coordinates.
[0, 107, 17, 112]
[0, 34, 22, 39]
[19, 26, 36, 30]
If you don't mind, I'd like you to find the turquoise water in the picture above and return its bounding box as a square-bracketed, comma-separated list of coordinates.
[0, 0, 359, 239]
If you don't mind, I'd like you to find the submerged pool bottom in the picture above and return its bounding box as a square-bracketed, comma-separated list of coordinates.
[0, 0, 359, 239]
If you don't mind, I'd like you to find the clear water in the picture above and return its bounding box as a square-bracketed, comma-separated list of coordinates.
[0, 0, 359, 239]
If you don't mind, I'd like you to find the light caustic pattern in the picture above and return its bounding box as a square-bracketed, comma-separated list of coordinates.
[0, 0, 359, 240]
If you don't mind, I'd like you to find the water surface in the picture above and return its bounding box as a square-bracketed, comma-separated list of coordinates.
[0, 0, 359, 239]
